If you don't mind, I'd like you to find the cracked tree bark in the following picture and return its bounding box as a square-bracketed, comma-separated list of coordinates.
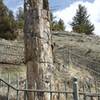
[24, 0, 54, 100]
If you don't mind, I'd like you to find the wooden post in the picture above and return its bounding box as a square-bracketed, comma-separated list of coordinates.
[73, 77, 79, 100]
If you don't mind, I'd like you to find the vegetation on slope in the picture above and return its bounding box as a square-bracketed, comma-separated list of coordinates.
[0, 0, 17, 40]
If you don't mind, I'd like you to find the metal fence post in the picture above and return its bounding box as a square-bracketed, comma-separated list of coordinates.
[50, 82, 52, 100]
[7, 86, 10, 100]
[64, 81, 68, 100]
[16, 75, 19, 100]
[7, 72, 10, 100]
[73, 77, 79, 100]
[16, 90, 19, 100]
[24, 80, 28, 100]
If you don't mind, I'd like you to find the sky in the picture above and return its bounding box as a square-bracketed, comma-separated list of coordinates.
[4, 0, 100, 36]
[4, 0, 23, 14]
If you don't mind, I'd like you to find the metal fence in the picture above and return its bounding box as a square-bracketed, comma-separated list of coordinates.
[0, 78, 100, 100]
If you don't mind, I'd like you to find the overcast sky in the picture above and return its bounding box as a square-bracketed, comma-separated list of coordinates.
[4, 0, 100, 36]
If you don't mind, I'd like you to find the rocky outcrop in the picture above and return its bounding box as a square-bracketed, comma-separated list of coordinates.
[0, 31, 100, 74]
[52, 32, 100, 79]
[0, 31, 100, 75]
[0, 32, 100, 83]
[0, 39, 24, 64]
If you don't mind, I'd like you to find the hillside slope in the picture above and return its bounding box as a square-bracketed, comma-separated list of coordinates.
[52, 32, 100, 80]
[0, 31, 100, 86]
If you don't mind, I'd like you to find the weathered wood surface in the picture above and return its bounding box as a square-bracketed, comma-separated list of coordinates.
[24, 0, 54, 99]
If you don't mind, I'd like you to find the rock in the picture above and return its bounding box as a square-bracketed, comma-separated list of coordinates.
[0, 39, 24, 64]
[52, 32, 100, 74]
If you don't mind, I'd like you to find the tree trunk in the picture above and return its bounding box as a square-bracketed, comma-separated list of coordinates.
[24, 0, 54, 100]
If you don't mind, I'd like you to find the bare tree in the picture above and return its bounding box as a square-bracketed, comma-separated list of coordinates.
[24, 0, 54, 99]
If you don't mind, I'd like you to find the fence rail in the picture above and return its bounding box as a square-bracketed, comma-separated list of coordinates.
[0, 78, 100, 100]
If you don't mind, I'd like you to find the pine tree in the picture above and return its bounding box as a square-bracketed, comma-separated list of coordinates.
[16, 7, 24, 29]
[50, 13, 65, 31]
[58, 18, 65, 31]
[0, 0, 17, 40]
[71, 4, 94, 35]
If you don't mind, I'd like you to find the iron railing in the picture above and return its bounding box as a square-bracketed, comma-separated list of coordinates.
[0, 78, 100, 100]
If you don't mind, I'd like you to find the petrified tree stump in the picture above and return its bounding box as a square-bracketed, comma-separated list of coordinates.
[24, 0, 54, 100]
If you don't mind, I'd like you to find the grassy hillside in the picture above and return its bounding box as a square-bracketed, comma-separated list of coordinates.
[53, 32, 100, 71]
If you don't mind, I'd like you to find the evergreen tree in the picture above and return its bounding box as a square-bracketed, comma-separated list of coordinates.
[0, 0, 17, 40]
[50, 12, 56, 31]
[58, 18, 65, 31]
[50, 13, 65, 31]
[71, 4, 94, 35]
[16, 7, 24, 29]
